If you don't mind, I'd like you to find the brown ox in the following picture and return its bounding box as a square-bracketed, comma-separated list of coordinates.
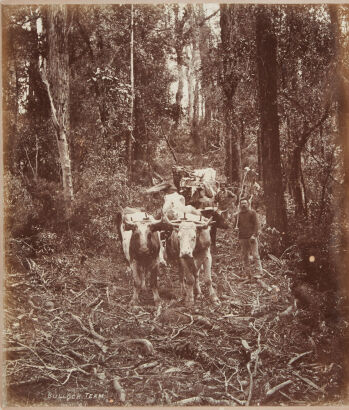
[117, 210, 165, 306]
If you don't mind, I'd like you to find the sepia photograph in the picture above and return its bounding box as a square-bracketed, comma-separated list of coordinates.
[2, 1, 349, 407]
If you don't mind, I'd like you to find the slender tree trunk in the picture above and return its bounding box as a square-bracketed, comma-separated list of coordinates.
[40, 5, 74, 214]
[175, 47, 185, 126]
[256, 6, 287, 233]
[289, 148, 307, 217]
[187, 46, 194, 122]
[191, 78, 201, 154]
[257, 131, 262, 182]
[225, 125, 232, 184]
[240, 118, 245, 148]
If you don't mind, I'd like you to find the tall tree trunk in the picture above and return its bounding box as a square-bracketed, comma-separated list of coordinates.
[127, 4, 135, 180]
[186, 46, 194, 122]
[40, 5, 74, 214]
[257, 130, 262, 182]
[191, 78, 201, 154]
[174, 47, 185, 126]
[220, 4, 242, 185]
[328, 5, 349, 272]
[256, 6, 287, 233]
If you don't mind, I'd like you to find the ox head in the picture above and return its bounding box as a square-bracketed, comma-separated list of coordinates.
[212, 210, 229, 229]
[125, 217, 163, 256]
[163, 213, 212, 258]
[202, 209, 229, 230]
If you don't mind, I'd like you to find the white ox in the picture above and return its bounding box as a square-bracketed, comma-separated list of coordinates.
[163, 212, 219, 306]
[161, 195, 219, 306]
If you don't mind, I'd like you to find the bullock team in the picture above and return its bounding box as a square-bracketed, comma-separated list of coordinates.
[116, 167, 261, 307]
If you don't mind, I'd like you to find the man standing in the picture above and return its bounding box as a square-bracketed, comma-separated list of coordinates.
[236, 198, 263, 279]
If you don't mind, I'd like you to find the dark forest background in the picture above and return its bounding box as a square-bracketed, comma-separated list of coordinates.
[2, 4, 349, 406]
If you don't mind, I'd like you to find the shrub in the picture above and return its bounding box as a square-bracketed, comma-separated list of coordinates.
[70, 161, 140, 254]
[4, 172, 38, 238]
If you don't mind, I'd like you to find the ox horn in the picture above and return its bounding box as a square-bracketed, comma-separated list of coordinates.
[195, 216, 213, 229]
[149, 218, 162, 226]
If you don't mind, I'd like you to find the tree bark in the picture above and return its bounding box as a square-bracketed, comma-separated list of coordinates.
[186, 46, 194, 122]
[174, 46, 185, 126]
[329, 6, 349, 210]
[191, 78, 201, 154]
[41, 5, 74, 214]
[127, 4, 135, 180]
[289, 147, 307, 217]
[220, 4, 242, 185]
[256, 6, 287, 233]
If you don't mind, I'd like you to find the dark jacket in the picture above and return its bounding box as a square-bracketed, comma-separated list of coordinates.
[237, 209, 259, 239]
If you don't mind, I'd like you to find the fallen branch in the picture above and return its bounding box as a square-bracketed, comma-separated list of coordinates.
[226, 393, 245, 405]
[293, 371, 325, 393]
[72, 285, 92, 300]
[84, 336, 108, 353]
[262, 268, 275, 278]
[14, 341, 49, 369]
[246, 362, 254, 406]
[113, 377, 126, 402]
[170, 315, 194, 339]
[121, 338, 155, 355]
[87, 295, 100, 308]
[92, 299, 103, 311]
[135, 361, 158, 371]
[288, 351, 312, 366]
[266, 380, 292, 397]
[173, 396, 232, 406]
[88, 314, 107, 342]
[24, 363, 89, 375]
[279, 305, 294, 317]
[70, 313, 107, 343]
[257, 278, 272, 292]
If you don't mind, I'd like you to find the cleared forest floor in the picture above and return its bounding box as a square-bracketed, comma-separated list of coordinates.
[4, 224, 349, 406]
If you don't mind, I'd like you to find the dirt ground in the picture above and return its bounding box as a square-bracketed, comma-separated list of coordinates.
[4, 224, 349, 406]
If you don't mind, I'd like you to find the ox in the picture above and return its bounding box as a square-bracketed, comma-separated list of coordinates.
[163, 212, 219, 306]
[116, 209, 165, 306]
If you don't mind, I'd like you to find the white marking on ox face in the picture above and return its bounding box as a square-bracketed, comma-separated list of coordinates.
[135, 223, 152, 254]
[178, 221, 197, 258]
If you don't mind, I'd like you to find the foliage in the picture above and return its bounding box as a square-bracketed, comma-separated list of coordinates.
[4, 173, 38, 238]
[70, 153, 141, 254]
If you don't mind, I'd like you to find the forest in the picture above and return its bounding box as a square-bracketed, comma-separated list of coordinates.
[3, 3, 349, 406]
